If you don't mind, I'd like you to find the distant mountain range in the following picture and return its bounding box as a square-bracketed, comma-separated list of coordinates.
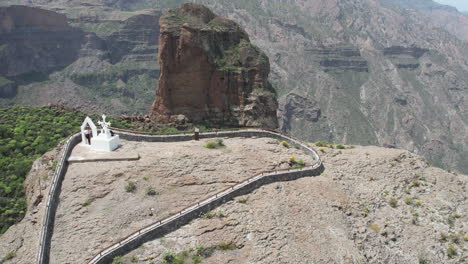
[0, 0, 467, 173]
[381, 0, 458, 12]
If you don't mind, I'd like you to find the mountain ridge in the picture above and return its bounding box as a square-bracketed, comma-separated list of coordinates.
[0, 0, 467, 173]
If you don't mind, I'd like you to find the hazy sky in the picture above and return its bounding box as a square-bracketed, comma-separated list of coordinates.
[434, 0, 468, 11]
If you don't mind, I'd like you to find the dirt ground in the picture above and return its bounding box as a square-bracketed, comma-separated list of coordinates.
[49, 137, 314, 263]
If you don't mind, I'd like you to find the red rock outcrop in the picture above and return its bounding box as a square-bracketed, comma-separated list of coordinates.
[151, 3, 278, 128]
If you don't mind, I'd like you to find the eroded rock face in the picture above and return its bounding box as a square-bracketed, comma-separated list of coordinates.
[0, 5, 85, 76]
[151, 4, 278, 128]
[279, 93, 321, 132]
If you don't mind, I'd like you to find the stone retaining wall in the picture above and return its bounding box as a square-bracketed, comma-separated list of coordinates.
[36, 128, 322, 264]
[36, 133, 81, 264]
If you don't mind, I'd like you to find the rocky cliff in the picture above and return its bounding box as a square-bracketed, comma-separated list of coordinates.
[151, 4, 277, 128]
[0, 0, 467, 173]
[0, 5, 86, 99]
[186, 0, 468, 173]
[0, 4, 159, 114]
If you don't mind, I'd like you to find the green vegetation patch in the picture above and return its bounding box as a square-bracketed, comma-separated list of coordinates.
[204, 139, 225, 149]
[0, 76, 13, 87]
[125, 181, 137, 193]
[289, 155, 305, 168]
[201, 210, 225, 219]
[214, 39, 266, 72]
[70, 21, 123, 38]
[0, 106, 131, 233]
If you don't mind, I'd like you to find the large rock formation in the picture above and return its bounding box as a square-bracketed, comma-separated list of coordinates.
[151, 4, 278, 128]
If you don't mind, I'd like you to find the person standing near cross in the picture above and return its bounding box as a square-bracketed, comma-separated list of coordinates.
[84, 125, 92, 145]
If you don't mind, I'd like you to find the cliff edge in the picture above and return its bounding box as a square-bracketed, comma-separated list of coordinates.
[151, 4, 278, 128]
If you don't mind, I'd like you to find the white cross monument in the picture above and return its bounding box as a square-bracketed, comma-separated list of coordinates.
[80, 115, 120, 152]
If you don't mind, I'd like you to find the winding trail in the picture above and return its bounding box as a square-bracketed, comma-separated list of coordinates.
[35, 128, 323, 264]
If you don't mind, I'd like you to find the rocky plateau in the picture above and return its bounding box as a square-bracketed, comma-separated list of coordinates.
[0, 137, 466, 263]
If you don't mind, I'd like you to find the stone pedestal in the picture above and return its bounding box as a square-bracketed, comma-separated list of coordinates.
[92, 134, 120, 152]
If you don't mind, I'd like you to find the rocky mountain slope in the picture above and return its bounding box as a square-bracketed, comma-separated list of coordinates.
[0, 140, 466, 263]
[121, 145, 467, 264]
[152, 4, 277, 128]
[381, 0, 468, 42]
[0, 0, 467, 173]
[0, 4, 160, 114]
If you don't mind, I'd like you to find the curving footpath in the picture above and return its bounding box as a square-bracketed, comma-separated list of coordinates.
[35, 128, 323, 264]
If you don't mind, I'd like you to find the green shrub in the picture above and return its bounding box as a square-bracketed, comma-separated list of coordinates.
[447, 245, 457, 258]
[280, 140, 290, 148]
[289, 155, 306, 168]
[369, 223, 380, 233]
[237, 197, 248, 204]
[452, 212, 461, 218]
[440, 232, 448, 243]
[315, 141, 327, 147]
[112, 256, 123, 264]
[51, 160, 58, 170]
[418, 255, 430, 264]
[204, 141, 217, 149]
[336, 144, 346, 149]
[361, 206, 370, 216]
[204, 139, 225, 149]
[215, 138, 224, 146]
[450, 234, 460, 244]
[130, 255, 138, 263]
[404, 196, 414, 205]
[388, 197, 398, 208]
[162, 251, 176, 263]
[201, 210, 225, 219]
[195, 245, 212, 257]
[191, 254, 202, 264]
[125, 181, 137, 193]
[146, 186, 158, 196]
[217, 241, 236, 250]
[289, 155, 296, 164]
[3, 251, 16, 260]
[80, 199, 93, 207]
[411, 179, 420, 187]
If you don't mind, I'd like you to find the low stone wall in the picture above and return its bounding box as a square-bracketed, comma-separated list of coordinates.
[88, 129, 323, 264]
[36, 133, 81, 264]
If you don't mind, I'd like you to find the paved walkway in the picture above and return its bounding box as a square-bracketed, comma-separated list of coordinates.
[68, 143, 140, 163]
